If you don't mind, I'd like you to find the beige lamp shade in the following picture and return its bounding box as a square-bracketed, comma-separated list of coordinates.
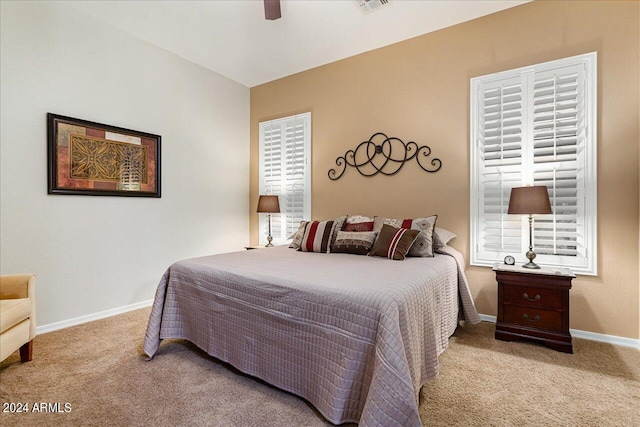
[257, 195, 280, 213]
[508, 186, 552, 215]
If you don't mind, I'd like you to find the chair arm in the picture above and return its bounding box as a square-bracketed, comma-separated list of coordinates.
[0, 274, 36, 340]
[0, 274, 36, 299]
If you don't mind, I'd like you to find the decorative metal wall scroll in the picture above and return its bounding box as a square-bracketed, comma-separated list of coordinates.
[328, 132, 442, 180]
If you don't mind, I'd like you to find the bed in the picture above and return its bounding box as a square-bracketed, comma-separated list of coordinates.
[144, 244, 480, 427]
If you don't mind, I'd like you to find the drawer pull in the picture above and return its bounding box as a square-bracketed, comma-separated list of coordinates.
[523, 293, 541, 302]
[522, 313, 541, 322]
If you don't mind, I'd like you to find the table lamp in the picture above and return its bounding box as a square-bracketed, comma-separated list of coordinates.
[257, 195, 280, 247]
[508, 186, 552, 269]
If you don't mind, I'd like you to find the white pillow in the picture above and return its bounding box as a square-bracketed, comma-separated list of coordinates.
[433, 227, 456, 248]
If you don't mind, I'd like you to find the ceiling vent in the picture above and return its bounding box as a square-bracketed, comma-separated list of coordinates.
[355, 0, 391, 15]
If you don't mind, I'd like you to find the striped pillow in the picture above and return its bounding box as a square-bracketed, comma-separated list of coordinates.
[368, 224, 420, 260]
[332, 231, 378, 255]
[288, 221, 309, 250]
[300, 220, 336, 253]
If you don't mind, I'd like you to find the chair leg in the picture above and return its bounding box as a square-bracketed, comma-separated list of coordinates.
[19, 340, 33, 362]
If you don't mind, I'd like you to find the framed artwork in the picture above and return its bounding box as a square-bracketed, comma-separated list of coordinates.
[47, 113, 161, 197]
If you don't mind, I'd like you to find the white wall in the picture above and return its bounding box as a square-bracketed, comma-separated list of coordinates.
[0, 1, 250, 328]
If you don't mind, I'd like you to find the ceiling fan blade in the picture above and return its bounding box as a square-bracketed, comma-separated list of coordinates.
[264, 0, 281, 20]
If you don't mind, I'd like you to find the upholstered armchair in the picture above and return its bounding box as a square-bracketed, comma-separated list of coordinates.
[0, 274, 36, 362]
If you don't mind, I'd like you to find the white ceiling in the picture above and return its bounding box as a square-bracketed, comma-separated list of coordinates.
[65, 0, 529, 88]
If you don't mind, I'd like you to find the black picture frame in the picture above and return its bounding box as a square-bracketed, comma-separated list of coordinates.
[47, 113, 161, 197]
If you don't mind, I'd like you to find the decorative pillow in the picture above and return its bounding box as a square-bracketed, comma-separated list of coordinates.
[433, 227, 456, 249]
[343, 215, 374, 232]
[330, 215, 348, 249]
[373, 215, 438, 257]
[300, 220, 336, 253]
[289, 221, 309, 249]
[368, 224, 420, 260]
[373, 216, 408, 231]
[332, 231, 378, 255]
[408, 216, 438, 257]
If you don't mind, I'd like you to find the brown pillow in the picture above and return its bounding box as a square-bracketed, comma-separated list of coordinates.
[368, 224, 420, 260]
[373, 215, 437, 257]
[332, 231, 378, 255]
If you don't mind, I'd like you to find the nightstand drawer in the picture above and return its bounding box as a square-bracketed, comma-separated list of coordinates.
[503, 306, 563, 332]
[502, 285, 563, 309]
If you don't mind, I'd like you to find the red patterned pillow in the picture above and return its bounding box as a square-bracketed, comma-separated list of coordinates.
[368, 224, 420, 260]
[342, 215, 374, 232]
[300, 220, 335, 253]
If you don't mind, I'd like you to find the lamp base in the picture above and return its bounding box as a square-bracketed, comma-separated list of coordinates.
[265, 234, 274, 247]
[522, 261, 541, 269]
[522, 249, 540, 269]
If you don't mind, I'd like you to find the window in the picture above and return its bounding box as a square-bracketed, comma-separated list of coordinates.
[470, 52, 597, 275]
[259, 112, 311, 245]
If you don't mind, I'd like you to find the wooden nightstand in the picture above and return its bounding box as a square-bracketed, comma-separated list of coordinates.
[494, 264, 575, 353]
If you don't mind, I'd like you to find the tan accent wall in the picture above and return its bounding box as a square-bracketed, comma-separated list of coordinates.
[250, 1, 640, 339]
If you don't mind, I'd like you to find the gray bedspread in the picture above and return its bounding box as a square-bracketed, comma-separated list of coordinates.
[144, 245, 480, 426]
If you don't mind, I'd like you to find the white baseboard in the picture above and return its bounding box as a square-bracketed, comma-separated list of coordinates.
[478, 314, 640, 350]
[36, 305, 639, 351]
[36, 299, 154, 335]
[569, 329, 640, 350]
[478, 314, 498, 324]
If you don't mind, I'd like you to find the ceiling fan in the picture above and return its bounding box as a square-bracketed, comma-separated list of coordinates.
[264, 0, 281, 20]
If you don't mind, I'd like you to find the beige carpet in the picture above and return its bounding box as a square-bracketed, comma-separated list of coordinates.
[1, 307, 638, 426]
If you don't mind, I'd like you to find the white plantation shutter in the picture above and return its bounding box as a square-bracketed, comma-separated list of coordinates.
[531, 65, 588, 263]
[474, 76, 525, 259]
[471, 53, 597, 275]
[259, 113, 311, 245]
